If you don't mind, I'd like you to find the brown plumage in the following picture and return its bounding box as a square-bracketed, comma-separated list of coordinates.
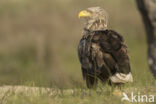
[78, 7, 133, 88]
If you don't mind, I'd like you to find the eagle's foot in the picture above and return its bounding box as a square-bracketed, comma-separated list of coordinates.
[112, 90, 122, 96]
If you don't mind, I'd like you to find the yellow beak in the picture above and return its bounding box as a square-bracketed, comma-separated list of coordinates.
[78, 10, 91, 18]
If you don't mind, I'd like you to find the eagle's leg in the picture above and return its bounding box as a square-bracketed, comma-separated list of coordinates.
[86, 74, 98, 89]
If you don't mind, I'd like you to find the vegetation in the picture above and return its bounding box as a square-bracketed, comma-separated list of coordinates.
[0, 86, 155, 104]
[0, 0, 155, 103]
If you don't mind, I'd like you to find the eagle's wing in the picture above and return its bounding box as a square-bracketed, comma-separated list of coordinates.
[78, 35, 98, 88]
[92, 30, 133, 83]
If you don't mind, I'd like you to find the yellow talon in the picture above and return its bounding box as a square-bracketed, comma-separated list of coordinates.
[113, 90, 122, 96]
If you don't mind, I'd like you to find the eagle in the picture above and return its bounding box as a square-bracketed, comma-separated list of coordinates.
[78, 7, 133, 88]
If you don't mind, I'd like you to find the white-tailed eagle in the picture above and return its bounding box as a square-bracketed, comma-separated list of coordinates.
[78, 7, 133, 88]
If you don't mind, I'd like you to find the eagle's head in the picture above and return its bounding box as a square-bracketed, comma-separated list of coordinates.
[78, 7, 108, 31]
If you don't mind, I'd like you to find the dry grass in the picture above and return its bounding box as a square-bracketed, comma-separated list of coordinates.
[0, 85, 155, 104]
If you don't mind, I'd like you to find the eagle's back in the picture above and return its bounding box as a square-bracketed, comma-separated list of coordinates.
[78, 30, 133, 88]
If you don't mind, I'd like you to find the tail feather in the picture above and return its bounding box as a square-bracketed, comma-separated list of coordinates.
[110, 72, 133, 83]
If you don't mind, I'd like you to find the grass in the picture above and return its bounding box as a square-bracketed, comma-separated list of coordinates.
[0, 85, 155, 104]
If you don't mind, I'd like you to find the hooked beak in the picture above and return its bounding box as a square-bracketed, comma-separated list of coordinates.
[78, 10, 91, 18]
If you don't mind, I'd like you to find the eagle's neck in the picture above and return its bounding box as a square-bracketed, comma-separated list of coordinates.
[84, 19, 107, 32]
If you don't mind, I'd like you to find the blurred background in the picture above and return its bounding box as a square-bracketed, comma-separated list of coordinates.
[0, 0, 155, 88]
